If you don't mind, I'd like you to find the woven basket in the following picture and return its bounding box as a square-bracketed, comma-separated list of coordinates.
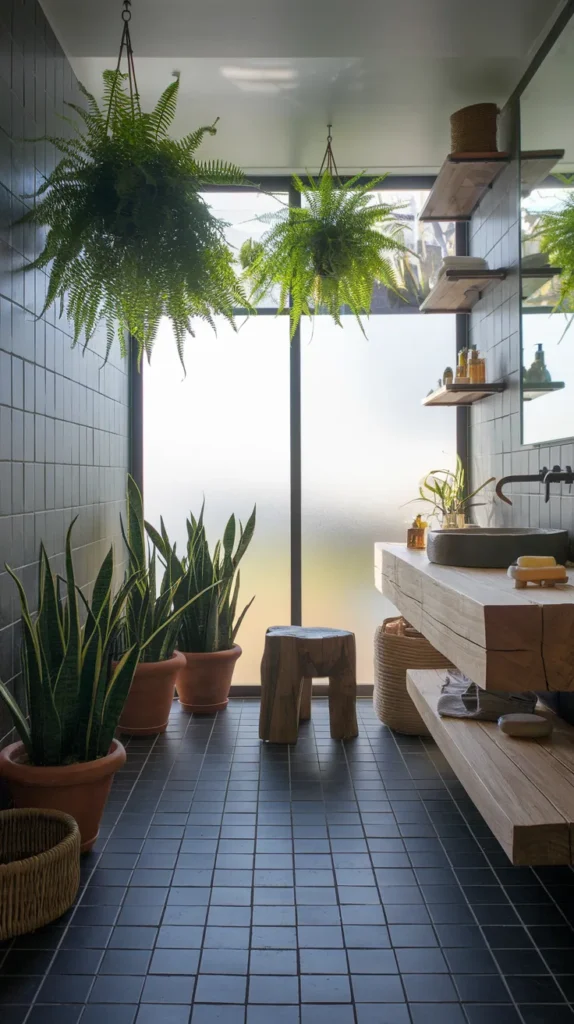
[450, 103, 499, 153]
[0, 808, 81, 940]
[374, 617, 452, 735]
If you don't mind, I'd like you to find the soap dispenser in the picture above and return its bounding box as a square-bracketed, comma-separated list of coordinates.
[524, 343, 552, 384]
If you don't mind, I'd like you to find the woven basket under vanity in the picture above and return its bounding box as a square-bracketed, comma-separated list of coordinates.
[0, 808, 80, 940]
[374, 616, 452, 735]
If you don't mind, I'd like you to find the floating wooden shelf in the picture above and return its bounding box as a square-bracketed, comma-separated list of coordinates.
[521, 149, 565, 195]
[522, 266, 562, 279]
[420, 152, 510, 221]
[523, 381, 566, 402]
[423, 382, 505, 407]
[522, 266, 562, 302]
[420, 269, 507, 313]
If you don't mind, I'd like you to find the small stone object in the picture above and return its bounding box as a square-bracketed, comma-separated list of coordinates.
[498, 713, 553, 739]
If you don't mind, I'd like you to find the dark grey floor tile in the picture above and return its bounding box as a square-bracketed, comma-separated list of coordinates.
[27, 1009, 83, 1024]
[149, 949, 200, 974]
[299, 949, 348, 974]
[249, 975, 300, 1003]
[81, 1008, 137, 1024]
[453, 974, 510, 1002]
[0, 974, 42, 1007]
[36, 974, 93, 1003]
[518, 1008, 574, 1024]
[194, 974, 247, 1003]
[355, 1004, 410, 1023]
[248, 949, 297, 975]
[300, 1007, 354, 1024]
[403, 974, 458, 1002]
[506, 974, 566, 1002]
[350, 974, 404, 1002]
[395, 948, 448, 973]
[136, 1008, 191, 1024]
[141, 975, 195, 1002]
[98, 949, 151, 974]
[200, 949, 249, 975]
[89, 975, 144, 1003]
[408, 1004, 466, 1024]
[247, 1009, 298, 1024]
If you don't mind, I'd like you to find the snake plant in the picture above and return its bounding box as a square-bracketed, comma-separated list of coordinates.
[119, 475, 218, 662]
[18, 71, 249, 368]
[0, 522, 141, 766]
[146, 504, 256, 654]
[239, 171, 408, 336]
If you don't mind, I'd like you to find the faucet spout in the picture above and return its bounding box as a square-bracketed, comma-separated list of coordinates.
[495, 468, 548, 506]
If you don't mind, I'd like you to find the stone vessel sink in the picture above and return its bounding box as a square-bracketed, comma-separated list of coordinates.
[427, 527, 569, 569]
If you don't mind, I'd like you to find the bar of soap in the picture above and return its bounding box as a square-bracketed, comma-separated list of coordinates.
[498, 713, 553, 738]
[517, 555, 556, 568]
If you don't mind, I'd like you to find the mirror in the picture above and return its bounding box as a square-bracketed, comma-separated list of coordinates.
[520, 16, 574, 445]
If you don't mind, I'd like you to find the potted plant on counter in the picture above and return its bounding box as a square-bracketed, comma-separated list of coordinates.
[0, 523, 140, 852]
[148, 505, 256, 713]
[410, 456, 494, 528]
[117, 476, 217, 735]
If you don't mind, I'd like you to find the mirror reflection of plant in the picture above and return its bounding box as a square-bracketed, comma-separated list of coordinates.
[240, 171, 409, 336]
[380, 198, 454, 309]
[538, 178, 574, 319]
[408, 457, 495, 523]
[18, 71, 249, 370]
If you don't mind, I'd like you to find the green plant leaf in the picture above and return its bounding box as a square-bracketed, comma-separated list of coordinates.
[15, 72, 249, 367]
[0, 679, 33, 758]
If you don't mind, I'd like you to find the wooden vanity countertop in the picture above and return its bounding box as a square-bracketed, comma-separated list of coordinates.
[375, 542, 574, 692]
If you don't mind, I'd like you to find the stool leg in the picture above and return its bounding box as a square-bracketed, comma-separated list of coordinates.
[299, 678, 312, 721]
[259, 635, 301, 743]
[328, 634, 358, 740]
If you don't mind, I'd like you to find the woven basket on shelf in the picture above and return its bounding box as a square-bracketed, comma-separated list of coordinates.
[0, 808, 81, 940]
[374, 616, 452, 735]
[450, 103, 499, 153]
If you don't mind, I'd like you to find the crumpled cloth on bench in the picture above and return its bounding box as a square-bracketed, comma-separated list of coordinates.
[437, 669, 537, 721]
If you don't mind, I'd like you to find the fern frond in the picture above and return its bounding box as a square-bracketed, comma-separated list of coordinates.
[241, 169, 410, 336]
[15, 72, 246, 368]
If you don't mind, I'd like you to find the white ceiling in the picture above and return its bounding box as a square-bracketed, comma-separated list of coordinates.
[41, 0, 567, 174]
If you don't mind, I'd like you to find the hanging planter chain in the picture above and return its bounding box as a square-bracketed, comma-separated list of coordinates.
[105, 0, 140, 130]
[318, 124, 341, 182]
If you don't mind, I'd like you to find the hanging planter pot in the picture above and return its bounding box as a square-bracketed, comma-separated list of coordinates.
[17, 0, 249, 370]
[239, 125, 410, 337]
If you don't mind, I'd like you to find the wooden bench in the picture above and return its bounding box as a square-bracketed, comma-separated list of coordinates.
[407, 668, 574, 865]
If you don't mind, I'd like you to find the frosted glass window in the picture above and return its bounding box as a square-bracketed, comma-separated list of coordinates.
[144, 187, 456, 688]
[301, 315, 456, 684]
[143, 313, 290, 685]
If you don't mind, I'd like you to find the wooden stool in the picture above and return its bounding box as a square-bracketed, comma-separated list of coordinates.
[259, 626, 358, 744]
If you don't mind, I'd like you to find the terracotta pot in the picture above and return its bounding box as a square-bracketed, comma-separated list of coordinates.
[118, 651, 185, 736]
[0, 739, 126, 853]
[177, 645, 242, 713]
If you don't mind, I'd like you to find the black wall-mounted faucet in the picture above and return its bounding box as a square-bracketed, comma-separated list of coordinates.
[496, 465, 574, 505]
[544, 465, 574, 503]
[495, 468, 548, 506]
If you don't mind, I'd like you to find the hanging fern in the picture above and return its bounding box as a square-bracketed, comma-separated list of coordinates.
[18, 71, 249, 368]
[240, 171, 409, 336]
